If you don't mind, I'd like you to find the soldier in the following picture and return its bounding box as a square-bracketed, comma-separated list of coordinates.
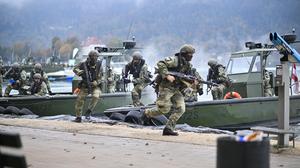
[207, 59, 228, 100]
[3, 63, 27, 96]
[124, 51, 152, 106]
[107, 67, 116, 93]
[29, 73, 49, 96]
[263, 69, 273, 97]
[142, 44, 197, 136]
[73, 50, 103, 122]
[184, 68, 204, 102]
[29, 63, 52, 94]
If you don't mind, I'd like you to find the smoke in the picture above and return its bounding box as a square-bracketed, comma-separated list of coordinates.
[0, 0, 32, 9]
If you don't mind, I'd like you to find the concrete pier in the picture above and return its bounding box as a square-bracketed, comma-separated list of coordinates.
[0, 118, 299, 168]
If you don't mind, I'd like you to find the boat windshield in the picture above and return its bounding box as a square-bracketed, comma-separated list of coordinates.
[226, 56, 254, 74]
[265, 51, 281, 71]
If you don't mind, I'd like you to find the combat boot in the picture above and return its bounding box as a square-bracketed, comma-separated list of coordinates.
[74, 116, 82, 123]
[85, 109, 92, 120]
[162, 127, 178, 136]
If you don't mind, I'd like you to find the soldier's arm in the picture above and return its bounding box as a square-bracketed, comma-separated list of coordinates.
[20, 70, 27, 82]
[124, 63, 130, 78]
[157, 56, 178, 79]
[73, 62, 83, 76]
[35, 82, 48, 96]
[43, 73, 51, 92]
[96, 65, 103, 85]
[217, 66, 227, 83]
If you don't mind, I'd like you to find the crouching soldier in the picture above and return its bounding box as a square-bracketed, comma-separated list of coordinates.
[124, 51, 152, 106]
[30, 73, 49, 96]
[73, 50, 103, 122]
[29, 63, 52, 94]
[4, 63, 27, 96]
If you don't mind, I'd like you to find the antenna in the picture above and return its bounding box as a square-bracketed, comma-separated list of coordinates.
[126, 20, 134, 40]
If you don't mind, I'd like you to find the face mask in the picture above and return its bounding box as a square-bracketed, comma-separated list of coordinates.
[133, 60, 140, 65]
[184, 53, 193, 62]
[89, 56, 97, 65]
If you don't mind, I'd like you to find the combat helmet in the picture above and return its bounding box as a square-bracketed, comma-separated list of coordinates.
[208, 59, 218, 67]
[34, 63, 42, 71]
[33, 73, 42, 79]
[12, 62, 20, 70]
[132, 51, 142, 60]
[88, 50, 99, 58]
[180, 44, 195, 54]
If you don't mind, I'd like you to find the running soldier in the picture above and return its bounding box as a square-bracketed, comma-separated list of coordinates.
[124, 51, 152, 106]
[207, 59, 229, 100]
[142, 44, 197, 136]
[73, 50, 103, 122]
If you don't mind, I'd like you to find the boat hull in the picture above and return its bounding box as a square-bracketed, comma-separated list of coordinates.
[104, 95, 300, 129]
[0, 92, 155, 116]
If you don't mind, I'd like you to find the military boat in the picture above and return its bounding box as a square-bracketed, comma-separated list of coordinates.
[104, 33, 300, 130]
[0, 40, 155, 116]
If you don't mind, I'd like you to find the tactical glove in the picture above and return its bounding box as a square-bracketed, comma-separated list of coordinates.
[198, 88, 204, 96]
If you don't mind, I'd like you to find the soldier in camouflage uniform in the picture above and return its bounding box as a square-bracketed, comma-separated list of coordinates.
[4, 63, 27, 96]
[207, 59, 228, 100]
[29, 63, 52, 94]
[143, 44, 197, 136]
[73, 50, 103, 122]
[263, 69, 273, 97]
[29, 73, 49, 96]
[124, 51, 152, 106]
[107, 67, 116, 93]
[184, 68, 204, 102]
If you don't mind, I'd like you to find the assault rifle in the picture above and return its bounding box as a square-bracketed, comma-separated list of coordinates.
[167, 71, 218, 86]
[83, 62, 92, 94]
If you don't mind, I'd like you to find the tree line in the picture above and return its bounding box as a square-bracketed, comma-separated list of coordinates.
[0, 36, 80, 65]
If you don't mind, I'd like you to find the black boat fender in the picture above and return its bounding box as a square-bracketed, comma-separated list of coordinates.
[149, 115, 168, 126]
[3, 106, 20, 115]
[19, 108, 35, 115]
[124, 110, 143, 125]
[109, 112, 126, 121]
[0, 106, 5, 114]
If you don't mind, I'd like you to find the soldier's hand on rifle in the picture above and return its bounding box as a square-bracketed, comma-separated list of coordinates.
[91, 81, 98, 87]
[198, 88, 204, 96]
[77, 70, 84, 76]
[166, 75, 175, 83]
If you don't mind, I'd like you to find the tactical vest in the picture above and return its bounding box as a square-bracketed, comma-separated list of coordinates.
[10, 70, 22, 81]
[208, 64, 224, 80]
[126, 59, 145, 79]
[80, 60, 102, 85]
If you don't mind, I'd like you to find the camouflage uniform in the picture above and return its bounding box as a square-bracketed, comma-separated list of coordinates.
[107, 68, 116, 93]
[144, 44, 195, 135]
[4, 63, 27, 96]
[73, 50, 103, 122]
[29, 63, 51, 93]
[263, 69, 273, 97]
[30, 73, 48, 96]
[207, 59, 228, 100]
[184, 68, 204, 102]
[124, 51, 151, 106]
